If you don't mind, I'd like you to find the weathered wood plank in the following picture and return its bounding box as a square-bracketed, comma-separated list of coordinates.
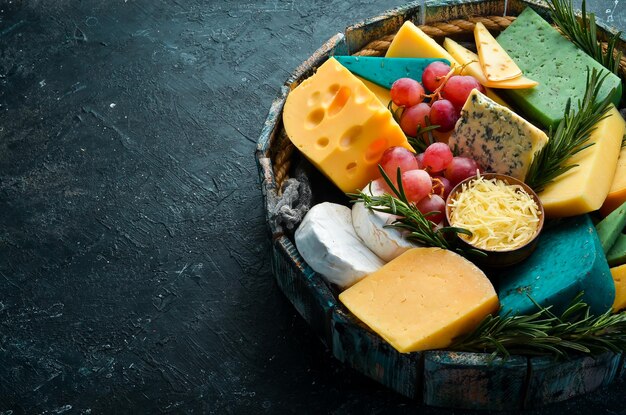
[330, 307, 421, 399]
[525, 352, 622, 408]
[423, 351, 528, 410]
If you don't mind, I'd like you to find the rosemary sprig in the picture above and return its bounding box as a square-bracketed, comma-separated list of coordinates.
[525, 68, 614, 192]
[450, 293, 626, 359]
[547, 0, 622, 74]
[347, 166, 485, 257]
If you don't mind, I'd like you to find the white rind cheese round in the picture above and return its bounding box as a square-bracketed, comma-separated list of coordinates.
[295, 202, 384, 289]
[352, 181, 418, 262]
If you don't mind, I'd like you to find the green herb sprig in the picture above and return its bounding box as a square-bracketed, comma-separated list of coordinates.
[525, 68, 614, 192]
[450, 293, 626, 359]
[347, 166, 485, 258]
[547, 0, 622, 75]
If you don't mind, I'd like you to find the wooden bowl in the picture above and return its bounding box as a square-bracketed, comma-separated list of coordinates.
[445, 173, 545, 268]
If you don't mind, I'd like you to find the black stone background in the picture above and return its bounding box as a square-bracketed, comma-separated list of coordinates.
[1, 0, 626, 413]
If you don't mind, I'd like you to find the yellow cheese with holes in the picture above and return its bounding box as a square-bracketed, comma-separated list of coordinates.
[355, 75, 391, 106]
[339, 248, 499, 353]
[600, 145, 626, 216]
[443, 38, 538, 89]
[611, 264, 626, 312]
[539, 106, 625, 217]
[474, 22, 522, 81]
[282, 58, 413, 193]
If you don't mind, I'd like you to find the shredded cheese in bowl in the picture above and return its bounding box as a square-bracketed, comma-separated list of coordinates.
[447, 174, 542, 251]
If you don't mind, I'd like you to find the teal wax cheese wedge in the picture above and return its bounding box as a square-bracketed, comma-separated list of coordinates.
[496, 8, 622, 130]
[596, 200, 626, 253]
[607, 233, 626, 266]
[497, 215, 615, 317]
[333, 56, 449, 89]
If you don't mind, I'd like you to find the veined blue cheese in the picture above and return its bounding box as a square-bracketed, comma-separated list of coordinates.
[449, 90, 549, 181]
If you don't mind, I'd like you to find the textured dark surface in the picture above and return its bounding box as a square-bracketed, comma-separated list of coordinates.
[1, 0, 626, 413]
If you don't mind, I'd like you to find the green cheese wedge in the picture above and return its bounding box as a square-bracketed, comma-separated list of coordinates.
[497, 8, 622, 130]
[596, 200, 626, 253]
[607, 233, 626, 267]
[333, 56, 449, 89]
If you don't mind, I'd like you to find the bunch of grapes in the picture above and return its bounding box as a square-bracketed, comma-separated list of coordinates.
[390, 62, 484, 138]
[377, 145, 480, 225]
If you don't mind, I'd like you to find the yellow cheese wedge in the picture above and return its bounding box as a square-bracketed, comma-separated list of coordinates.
[474, 22, 522, 82]
[386, 21, 458, 64]
[443, 38, 538, 89]
[354, 75, 391, 106]
[339, 248, 499, 353]
[600, 144, 626, 217]
[611, 264, 626, 312]
[539, 105, 625, 217]
[282, 58, 414, 193]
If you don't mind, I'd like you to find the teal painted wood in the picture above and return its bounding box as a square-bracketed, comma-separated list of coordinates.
[525, 352, 621, 408]
[330, 307, 421, 399]
[423, 351, 528, 410]
[272, 236, 337, 347]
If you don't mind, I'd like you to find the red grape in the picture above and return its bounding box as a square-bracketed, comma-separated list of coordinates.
[431, 176, 453, 200]
[415, 153, 425, 169]
[390, 78, 425, 107]
[444, 156, 481, 186]
[416, 194, 446, 224]
[442, 75, 485, 109]
[399, 103, 431, 137]
[401, 169, 432, 204]
[422, 61, 451, 93]
[379, 146, 419, 184]
[423, 142, 453, 172]
[429, 99, 459, 132]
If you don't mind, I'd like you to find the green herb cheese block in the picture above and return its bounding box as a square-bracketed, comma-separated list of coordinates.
[596, 200, 626, 254]
[607, 234, 626, 267]
[333, 56, 449, 89]
[497, 215, 615, 317]
[497, 7, 622, 130]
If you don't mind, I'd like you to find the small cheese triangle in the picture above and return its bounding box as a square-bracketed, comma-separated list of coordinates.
[474, 22, 522, 82]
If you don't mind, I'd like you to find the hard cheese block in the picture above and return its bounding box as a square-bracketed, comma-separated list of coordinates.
[497, 215, 615, 317]
[611, 264, 626, 312]
[449, 90, 548, 180]
[608, 234, 626, 267]
[295, 202, 384, 289]
[539, 106, 625, 217]
[335, 56, 449, 89]
[339, 248, 499, 353]
[355, 76, 391, 106]
[596, 200, 626, 253]
[600, 144, 626, 217]
[283, 57, 413, 193]
[386, 21, 458, 64]
[497, 7, 622, 129]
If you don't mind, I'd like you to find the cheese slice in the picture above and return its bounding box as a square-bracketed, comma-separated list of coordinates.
[539, 106, 625, 218]
[611, 263, 626, 312]
[449, 90, 548, 180]
[474, 22, 522, 82]
[354, 75, 391, 107]
[283, 58, 413, 193]
[600, 144, 626, 217]
[386, 21, 458, 64]
[352, 180, 418, 262]
[443, 37, 538, 89]
[295, 202, 384, 289]
[339, 248, 499, 353]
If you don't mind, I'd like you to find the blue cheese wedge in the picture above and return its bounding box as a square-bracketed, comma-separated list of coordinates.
[449, 90, 548, 181]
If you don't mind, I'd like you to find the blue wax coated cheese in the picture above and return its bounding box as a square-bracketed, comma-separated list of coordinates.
[497, 215, 615, 317]
[333, 56, 449, 89]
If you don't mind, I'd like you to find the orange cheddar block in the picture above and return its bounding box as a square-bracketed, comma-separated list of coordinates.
[282, 58, 413, 193]
[600, 144, 626, 217]
[339, 248, 499, 353]
[539, 106, 625, 217]
[611, 264, 626, 312]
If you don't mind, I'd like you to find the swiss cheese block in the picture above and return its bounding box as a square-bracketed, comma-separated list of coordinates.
[539, 106, 625, 217]
[386, 21, 458, 64]
[443, 37, 538, 89]
[295, 202, 384, 289]
[610, 264, 626, 312]
[283, 58, 413, 193]
[339, 248, 499, 353]
[474, 22, 522, 82]
[600, 144, 626, 217]
[607, 234, 626, 267]
[497, 7, 622, 129]
[354, 76, 391, 106]
[497, 215, 615, 317]
[596, 200, 626, 254]
[449, 90, 548, 180]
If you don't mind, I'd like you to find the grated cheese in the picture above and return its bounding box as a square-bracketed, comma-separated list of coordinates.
[448, 175, 541, 251]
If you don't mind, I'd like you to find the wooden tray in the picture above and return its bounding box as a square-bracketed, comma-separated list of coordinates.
[255, 0, 626, 409]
